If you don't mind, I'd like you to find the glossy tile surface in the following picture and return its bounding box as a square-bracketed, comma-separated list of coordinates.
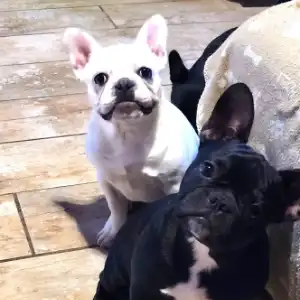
[102, 1, 263, 27]
[0, 0, 265, 298]
[18, 183, 108, 253]
[0, 195, 31, 261]
[0, 6, 113, 36]
[0, 249, 106, 299]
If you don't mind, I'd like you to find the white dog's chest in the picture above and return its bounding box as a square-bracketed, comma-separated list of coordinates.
[86, 104, 199, 202]
[103, 163, 168, 202]
[87, 149, 169, 202]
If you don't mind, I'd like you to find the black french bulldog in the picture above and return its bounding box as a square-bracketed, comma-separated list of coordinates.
[93, 83, 300, 300]
[168, 27, 237, 133]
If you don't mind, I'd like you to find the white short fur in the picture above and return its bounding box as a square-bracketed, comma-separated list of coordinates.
[161, 238, 218, 300]
[63, 15, 199, 247]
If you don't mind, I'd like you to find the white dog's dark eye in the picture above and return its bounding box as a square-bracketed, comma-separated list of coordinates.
[94, 73, 108, 86]
[200, 161, 217, 179]
[138, 67, 152, 80]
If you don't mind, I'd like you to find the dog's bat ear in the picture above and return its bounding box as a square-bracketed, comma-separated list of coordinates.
[168, 50, 188, 84]
[135, 14, 168, 70]
[63, 28, 100, 80]
[278, 169, 300, 221]
[200, 83, 254, 143]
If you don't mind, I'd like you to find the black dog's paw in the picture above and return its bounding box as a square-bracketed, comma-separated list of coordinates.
[285, 199, 300, 220]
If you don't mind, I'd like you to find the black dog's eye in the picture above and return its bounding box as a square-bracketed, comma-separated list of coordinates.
[250, 204, 261, 218]
[94, 73, 108, 86]
[219, 203, 231, 213]
[209, 198, 217, 206]
[200, 161, 217, 179]
[138, 67, 152, 80]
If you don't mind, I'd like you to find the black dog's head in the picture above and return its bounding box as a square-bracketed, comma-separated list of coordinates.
[168, 50, 201, 131]
[176, 83, 300, 254]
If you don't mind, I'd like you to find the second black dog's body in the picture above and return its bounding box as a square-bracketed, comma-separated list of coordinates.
[94, 138, 291, 300]
[169, 27, 237, 132]
[95, 191, 269, 300]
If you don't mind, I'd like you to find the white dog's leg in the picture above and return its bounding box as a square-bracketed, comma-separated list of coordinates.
[97, 180, 128, 248]
[165, 182, 181, 195]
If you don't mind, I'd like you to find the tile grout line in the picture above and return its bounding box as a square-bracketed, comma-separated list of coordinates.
[0, 58, 67, 68]
[0, 84, 171, 103]
[0, 5, 97, 13]
[0, 132, 86, 146]
[0, 91, 85, 103]
[0, 108, 90, 122]
[13, 193, 36, 256]
[0, 181, 98, 198]
[0, 132, 87, 145]
[0, 245, 99, 264]
[0, 91, 86, 103]
[99, 5, 118, 29]
[0, 0, 184, 13]
[0, 20, 240, 39]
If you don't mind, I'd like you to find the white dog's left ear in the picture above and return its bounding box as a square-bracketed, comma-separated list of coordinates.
[63, 27, 101, 80]
[135, 14, 168, 70]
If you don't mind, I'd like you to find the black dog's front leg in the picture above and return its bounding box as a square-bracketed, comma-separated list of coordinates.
[93, 279, 130, 300]
[93, 260, 131, 300]
[130, 284, 172, 300]
[129, 254, 172, 300]
[253, 289, 274, 300]
[129, 225, 176, 300]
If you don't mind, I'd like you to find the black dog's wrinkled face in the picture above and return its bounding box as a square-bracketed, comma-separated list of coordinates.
[177, 139, 287, 253]
[171, 80, 300, 254]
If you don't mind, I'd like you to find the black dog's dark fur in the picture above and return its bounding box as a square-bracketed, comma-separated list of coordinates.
[169, 27, 237, 132]
[93, 83, 300, 300]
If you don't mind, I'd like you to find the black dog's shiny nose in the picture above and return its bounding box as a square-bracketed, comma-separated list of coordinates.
[114, 78, 136, 92]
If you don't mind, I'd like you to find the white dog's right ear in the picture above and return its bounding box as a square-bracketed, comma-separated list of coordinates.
[135, 14, 168, 70]
[63, 28, 100, 79]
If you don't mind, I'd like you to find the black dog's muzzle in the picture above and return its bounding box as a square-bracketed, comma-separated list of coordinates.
[176, 209, 211, 242]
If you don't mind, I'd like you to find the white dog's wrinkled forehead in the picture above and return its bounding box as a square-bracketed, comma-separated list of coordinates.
[63, 14, 168, 83]
[82, 43, 160, 81]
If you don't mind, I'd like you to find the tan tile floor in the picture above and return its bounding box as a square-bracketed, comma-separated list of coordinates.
[0, 0, 266, 298]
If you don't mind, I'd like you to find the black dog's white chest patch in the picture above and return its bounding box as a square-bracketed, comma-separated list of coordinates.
[160, 238, 218, 300]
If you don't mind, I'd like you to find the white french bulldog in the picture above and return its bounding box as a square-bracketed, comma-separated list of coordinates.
[63, 15, 199, 248]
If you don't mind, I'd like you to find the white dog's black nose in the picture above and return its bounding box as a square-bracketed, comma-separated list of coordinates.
[114, 78, 136, 93]
[114, 78, 136, 102]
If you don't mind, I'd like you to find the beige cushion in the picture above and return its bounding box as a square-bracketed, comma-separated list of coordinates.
[196, 1, 300, 299]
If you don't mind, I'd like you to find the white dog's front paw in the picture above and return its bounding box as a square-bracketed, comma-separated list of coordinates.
[97, 215, 125, 249]
[97, 217, 116, 248]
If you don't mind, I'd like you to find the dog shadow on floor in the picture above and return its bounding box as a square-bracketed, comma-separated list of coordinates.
[53, 196, 147, 253]
[53, 196, 109, 252]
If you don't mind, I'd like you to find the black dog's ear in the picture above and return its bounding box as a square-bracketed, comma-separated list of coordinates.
[279, 169, 300, 220]
[168, 50, 188, 84]
[200, 83, 254, 143]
